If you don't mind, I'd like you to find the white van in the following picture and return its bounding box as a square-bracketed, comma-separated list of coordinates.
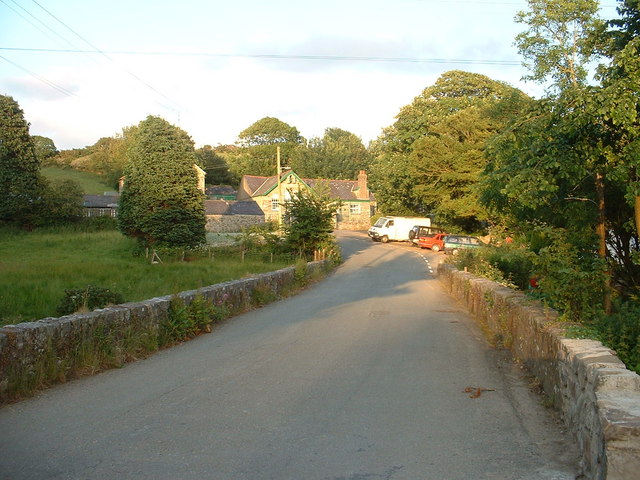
[368, 216, 431, 243]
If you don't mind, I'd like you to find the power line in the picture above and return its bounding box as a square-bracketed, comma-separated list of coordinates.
[24, 0, 181, 111]
[0, 54, 76, 97]
[0, 0, 63, 46]
[1, 0, 101, 66]
[0, 47, 522, 66]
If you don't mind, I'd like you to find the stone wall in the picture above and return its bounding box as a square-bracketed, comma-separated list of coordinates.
[0, 261, 328, 405]
[205, 214, 265, 233]
[438, 263, 640, 480]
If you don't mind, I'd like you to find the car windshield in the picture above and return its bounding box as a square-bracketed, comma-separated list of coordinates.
[373, 218, 387, 227]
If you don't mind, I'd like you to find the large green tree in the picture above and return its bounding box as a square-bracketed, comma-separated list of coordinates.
[117, 116, 206, 249]
[228, 117, 303, 178]
[291, 127, 371, 180]
[0, 95, 44, 227]
[370, 70, 526, 230]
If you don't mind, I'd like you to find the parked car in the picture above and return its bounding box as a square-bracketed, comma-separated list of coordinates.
[409, 225, 445, 246]
[417, 233, 447, 252]
[442, 235, 483, 255]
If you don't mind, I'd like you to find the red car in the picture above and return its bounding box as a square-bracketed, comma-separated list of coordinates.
[417, 233, 447, 252]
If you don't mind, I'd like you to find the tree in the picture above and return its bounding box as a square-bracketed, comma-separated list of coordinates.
[480, 0, 640, 311]
[237, 116, 303, 147]
[31, 136, 57, 165]
[370, 70, 526, 228]
[369, 153, 420, 216]
[514, 0, 604, 91]
[595, 0, 640, 236]
[228, 117, 303, 178]
[117, 116, 206, 249]
[40, 179, 84, 225]
[195, 145, 233, 185]
[589, 0, 640, 289]
[0, 95, 44, 227]
[291, 127, 371, 180]
[283, 187, 340, 258]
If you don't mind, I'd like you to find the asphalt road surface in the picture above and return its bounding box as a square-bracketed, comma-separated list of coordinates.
[0, 231, 579, 480]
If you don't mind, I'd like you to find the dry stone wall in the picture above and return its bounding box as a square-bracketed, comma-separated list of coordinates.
[438, 263, 640, 480]
[205, 214, 265, 233]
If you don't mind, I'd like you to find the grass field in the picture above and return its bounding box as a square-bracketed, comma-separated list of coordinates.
[41, 167, 115, 194]
[0, 227, 294, 325]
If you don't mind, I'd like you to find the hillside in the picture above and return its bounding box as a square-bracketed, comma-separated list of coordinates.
[41, 167, 115, 195]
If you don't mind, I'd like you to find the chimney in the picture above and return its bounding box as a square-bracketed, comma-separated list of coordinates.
[356, 170, 369, 200]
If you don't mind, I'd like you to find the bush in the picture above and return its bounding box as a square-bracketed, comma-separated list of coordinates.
[595, 301, 640, 374]
[56, 285, 125, 316]
[283, 188, 340, 259]
[483, 244, 534, 291]
[531, 227, 607, 323]
[448, 248, 518, 289]
[160, 294, 229, 346]
[79, 215, 119, 231]
[237, 221, 283, 252]
[38, 179, 85, 226]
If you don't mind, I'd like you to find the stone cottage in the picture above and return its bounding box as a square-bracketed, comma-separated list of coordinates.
[236, 170, 376, 230]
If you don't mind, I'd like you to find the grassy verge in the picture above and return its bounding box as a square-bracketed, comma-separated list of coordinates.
[0, 227, 295, 325]
[41, 166, 114, 194]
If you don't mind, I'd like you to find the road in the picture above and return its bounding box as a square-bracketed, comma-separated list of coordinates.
[0, 231, 579, 480]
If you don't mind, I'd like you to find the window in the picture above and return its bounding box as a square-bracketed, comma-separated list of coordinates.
[350, 203, 361, 215]
[271, 194, 279, 211]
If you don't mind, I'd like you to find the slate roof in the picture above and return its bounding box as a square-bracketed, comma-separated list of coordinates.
[241, 172, 375, 202]
[305, 178, 374, 202]
[204, 199, 264, 216]
[82, 194, 120, 208]
[242, 175, 278, 197]
[205, 185, 237, 197]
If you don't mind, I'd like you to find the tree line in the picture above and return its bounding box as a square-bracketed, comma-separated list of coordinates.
[43, 116, 374, 190]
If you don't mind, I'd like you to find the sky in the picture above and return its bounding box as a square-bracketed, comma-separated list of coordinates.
[0, 0, 621, 150]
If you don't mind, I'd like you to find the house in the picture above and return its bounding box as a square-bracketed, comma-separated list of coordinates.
[237, 170, 376, 230]
[204, 199, 265, 233]
[206, 185, 237, 200]
[82, 193, 119, 217]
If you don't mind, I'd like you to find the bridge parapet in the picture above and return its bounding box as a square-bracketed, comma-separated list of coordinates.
[438, 263, 640, 480]
[0, 260, 329, 405]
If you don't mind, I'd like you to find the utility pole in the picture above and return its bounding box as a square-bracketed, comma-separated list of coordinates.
[276, 145, 283, 227]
